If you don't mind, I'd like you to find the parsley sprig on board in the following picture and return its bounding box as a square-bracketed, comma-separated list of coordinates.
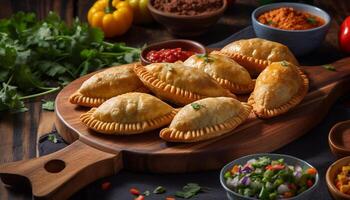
[0, 12, 140, 113]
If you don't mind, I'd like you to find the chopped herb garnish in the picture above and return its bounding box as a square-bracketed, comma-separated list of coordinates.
[191, 103, 202, 110]
[306, 17, 317, 25]
[153, 186, 166, 194]
[196, 54, 214, 63]
[143, 190, 150, 196]
[281, 60, 289, 67]
[42, 100, 55, 111]
[322, 64, 336, 71]
[175, 183, 202, 199]
[267, 20, 275, 25]
[48, 134, 58, 143]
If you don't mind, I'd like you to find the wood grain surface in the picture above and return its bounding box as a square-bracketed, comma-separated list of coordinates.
[0, 0, 350, 199]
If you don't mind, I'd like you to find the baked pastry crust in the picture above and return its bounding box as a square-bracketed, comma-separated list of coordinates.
[80, 92, 177, 134]
[134, 62, 236, 105]
[212, 38, 299, 76]
[69, 64, 147, 107]
[160, 97, 252, 142]
[184, 53, 254, 94]
[248, 61, 309, 118]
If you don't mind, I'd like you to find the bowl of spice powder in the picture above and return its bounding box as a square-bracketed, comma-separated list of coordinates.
[148, 0, 227, 36]
[252, 2, 330, 56]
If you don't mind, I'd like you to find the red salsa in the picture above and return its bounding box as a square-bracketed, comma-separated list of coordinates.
[146, 48, 195, 63]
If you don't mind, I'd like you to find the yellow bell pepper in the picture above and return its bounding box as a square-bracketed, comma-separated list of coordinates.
[126, 0, 153, 24]
[88, 0, 133, 38]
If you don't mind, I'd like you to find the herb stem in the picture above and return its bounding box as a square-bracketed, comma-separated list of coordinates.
[20, 86, 60, 100]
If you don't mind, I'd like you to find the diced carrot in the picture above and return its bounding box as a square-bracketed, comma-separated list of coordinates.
[283, 192, 293, 198]
[130, 188, 141, 196]
[166, 197, 176, 200]
[101, 181, 111, 190]
[134, 195, 145, 200]
[306, 168, 317, 175]
[231, 165, 240, 174]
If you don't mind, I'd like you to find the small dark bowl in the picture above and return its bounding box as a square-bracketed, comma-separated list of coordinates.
[252, 3, 331, 56]
[140, 39, 206, 65]
[329, 120, 350, 158]
[147, 0, 227, 37]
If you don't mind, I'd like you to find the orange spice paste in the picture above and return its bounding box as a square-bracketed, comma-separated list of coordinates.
[258, 7, 325, 30]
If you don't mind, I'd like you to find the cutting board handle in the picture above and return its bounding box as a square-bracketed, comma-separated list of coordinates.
[0, 140, 122, 200]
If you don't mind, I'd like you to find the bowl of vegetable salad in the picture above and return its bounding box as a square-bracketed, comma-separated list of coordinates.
[220, 154, 319, 200]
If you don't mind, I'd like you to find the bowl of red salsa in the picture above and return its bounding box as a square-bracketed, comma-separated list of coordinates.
[140, 39, 206, 65]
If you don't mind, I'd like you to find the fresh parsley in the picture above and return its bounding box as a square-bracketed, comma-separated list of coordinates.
[196, 54, 214, 63]
[191, 103, 202, 110]
[153, 186, 166, 194]
[0, 12, 140, 113]
[143, 190, 150, 196]
[322, 64, 336, 71]
[306, 17, 317, 25]
[175, 183, 202, 199]
[42, 100, 55, 111]
[267, 20, 275, 25]
[48, 134, 58, 143]
[281, 60, 289, 67]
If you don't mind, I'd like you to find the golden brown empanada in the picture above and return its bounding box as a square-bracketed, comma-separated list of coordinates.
[184, 53, 254, 94]
[212, 38, 298, 76]
[70, 64, 147, 107]
[134, 62, 236, 105]
[160, 97, 251, 142]
[80, 92, 177, 134]
[248, 61, 308, 118]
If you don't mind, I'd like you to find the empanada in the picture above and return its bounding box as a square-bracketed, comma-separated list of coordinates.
[248, 61, 308, 118]
[134, 62, 236, 105]
[80, 92, 177, 134]
[160, 97, 251, 142]
[70, 64, 147, 107]
[212, 38, 298, 76]
[184, 53, 254, 94]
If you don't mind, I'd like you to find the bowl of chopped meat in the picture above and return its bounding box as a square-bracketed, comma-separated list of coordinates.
[148, 0, 227, 37]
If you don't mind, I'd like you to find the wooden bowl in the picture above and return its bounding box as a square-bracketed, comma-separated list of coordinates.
[326, 156, 350, 200]
[140, 39, 206, 65]
[147, 0, 227, 36]
[329, 120, 350, 158]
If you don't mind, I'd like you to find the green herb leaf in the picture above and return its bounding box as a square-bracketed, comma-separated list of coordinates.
[143, 190, 150, 196]
[48, 134, 58, 143]
[267, 20, 275, 25]
[153, 186, 166, 194]
[306, 17, 317, 25]
[175, 183, 202, 199]
[191, 103, 201, 110]
[281, 61, 289, 67]
[322, 64, 336, 71]
[196, 54, 214, 63]
[42, 100, 55, 111]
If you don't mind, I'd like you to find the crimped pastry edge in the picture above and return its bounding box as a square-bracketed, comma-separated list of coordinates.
[159, 103, 252, 142]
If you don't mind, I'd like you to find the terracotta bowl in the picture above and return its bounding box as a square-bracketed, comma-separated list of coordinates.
[140, 39, 206, 65]
[147, 0, 227, 37]
[329, 120, 350, 158]
[326, 156, 350, 200]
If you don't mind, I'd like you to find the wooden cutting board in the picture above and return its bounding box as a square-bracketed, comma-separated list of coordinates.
[1, 58, 350, 200]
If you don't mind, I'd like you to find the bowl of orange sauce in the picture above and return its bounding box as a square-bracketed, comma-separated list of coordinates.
[252, 3, 330, 56]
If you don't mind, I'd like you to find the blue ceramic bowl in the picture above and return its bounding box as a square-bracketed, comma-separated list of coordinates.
[220, 153, 319, 200]
[252, 3, 331, 56]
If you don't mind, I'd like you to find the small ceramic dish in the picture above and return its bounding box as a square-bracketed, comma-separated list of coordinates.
[140, 39, 206, 65]
[147, 0, 227, 36]
[220, 153, 319, 200]
[326, 156, 350, 200]
[329, 120, 350, 158]
[251, 2, 331, 56]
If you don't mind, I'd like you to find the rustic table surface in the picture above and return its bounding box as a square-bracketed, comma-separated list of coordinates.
[0, 0, 350, 200]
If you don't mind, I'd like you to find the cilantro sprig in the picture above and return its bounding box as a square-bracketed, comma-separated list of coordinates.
[0, 12, 140, 113]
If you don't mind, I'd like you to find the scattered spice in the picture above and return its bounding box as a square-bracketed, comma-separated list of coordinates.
[101, 182, 111, 191]
[153, 186, 166, 194]
[130, 188, 141, 196]
[191, 103, 202, 110]
[175, 183, 202, 199]
[258, 7, 325, 30]
[48, 134, 58, 144]
[322, 64, 336, 71]
[42, 100, 55, 111]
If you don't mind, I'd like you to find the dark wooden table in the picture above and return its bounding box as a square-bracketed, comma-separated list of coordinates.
[0, 0, 350, 199]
